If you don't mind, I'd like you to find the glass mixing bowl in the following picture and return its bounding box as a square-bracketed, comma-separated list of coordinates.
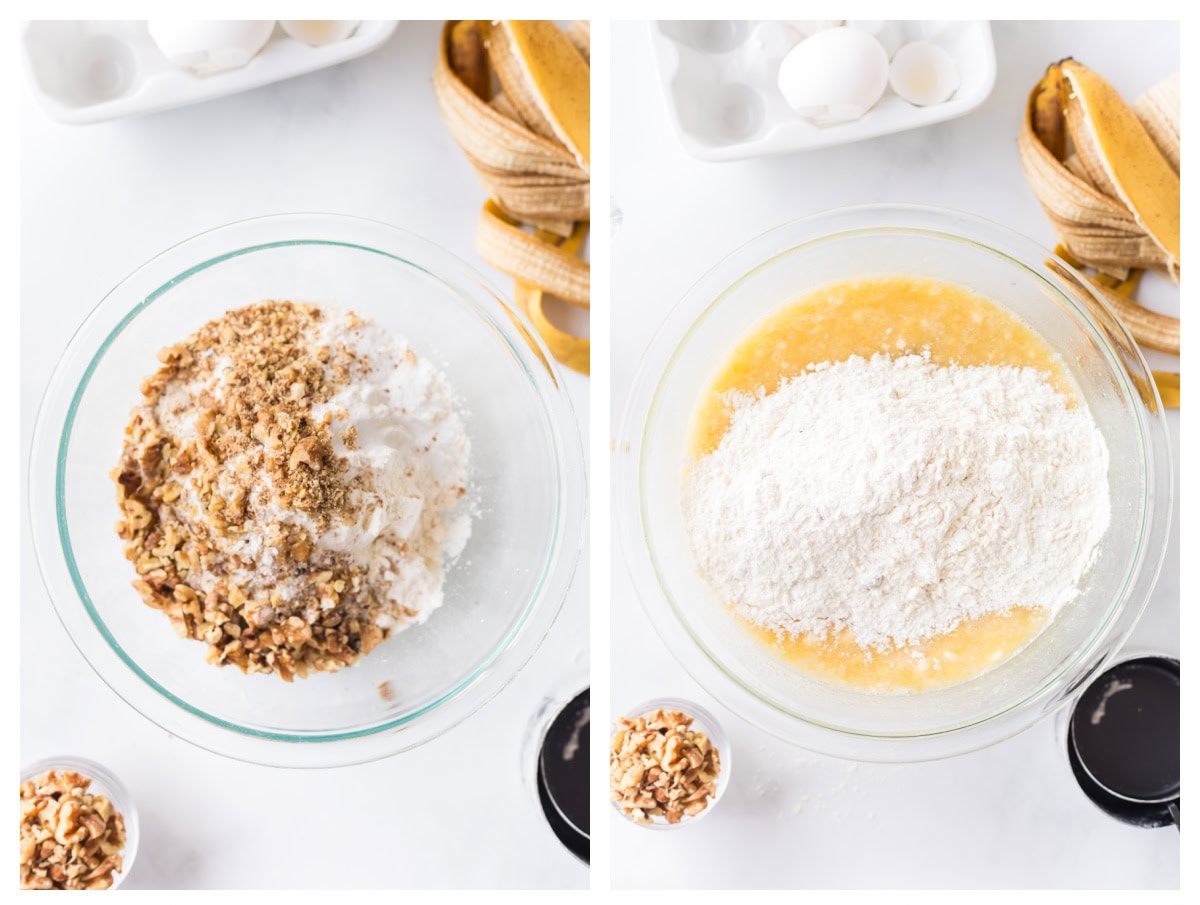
[616, 204, 1172, 762]
[29, 213, 586, 767]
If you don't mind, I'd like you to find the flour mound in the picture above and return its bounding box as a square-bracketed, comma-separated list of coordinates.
[683, 353, 1111, 650]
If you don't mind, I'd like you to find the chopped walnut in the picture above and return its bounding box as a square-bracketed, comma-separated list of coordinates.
[110, 301, 397, 681]
[610, 708, 721, 825]
[20, 770, 127, 890]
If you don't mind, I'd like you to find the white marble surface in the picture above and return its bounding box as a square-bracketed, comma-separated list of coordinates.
[20, 22, 588, 890]
[611, 20, 1179, 889]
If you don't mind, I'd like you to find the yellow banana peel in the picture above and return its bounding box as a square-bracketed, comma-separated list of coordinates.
[434, 20, 590, 375]
[1153, 371, 1179, 408]
[1020, 59, 1180, 360]
[486, 21, 590, 172]
[1060, 60, 1179, 274]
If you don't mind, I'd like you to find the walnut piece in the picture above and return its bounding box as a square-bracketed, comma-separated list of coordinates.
[610, 708, 721, 825]
[19, 770, 127, 890]
[111, 301, 393, 682]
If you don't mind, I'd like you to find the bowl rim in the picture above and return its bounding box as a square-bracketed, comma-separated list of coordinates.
[21, 755, 140, 890]
[29, 212, 587, 766]
[616, 202, 1173, 762]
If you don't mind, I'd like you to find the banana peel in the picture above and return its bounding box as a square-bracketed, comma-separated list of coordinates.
[449, 20, 491, 101]
[1084, 275, 1180, 356]
[565, 21, 591, 62]
[1134, 72, 1180, 173]
[435, 20, 591, 375]
[1060, 60, 1179, 275]
[486, 21, 590, 172]
[435, 22, 589, 220]
[478, 199, 590, 307]
[514, 223, 590, 376]
[1021, 60, 1179, 280]
[1030, 62, 1068, 160]
[1020, 59, 1180, 360]
[1153, 371, 1179, 408]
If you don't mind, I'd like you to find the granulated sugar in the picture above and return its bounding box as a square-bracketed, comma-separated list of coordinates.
[683, 353, 1111, 650]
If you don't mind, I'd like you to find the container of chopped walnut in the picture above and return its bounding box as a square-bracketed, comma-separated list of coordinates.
[20, 757, 139, 890]
[610, 697, 730, 830]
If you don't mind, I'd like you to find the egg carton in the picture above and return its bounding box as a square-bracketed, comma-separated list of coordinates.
[649, 20, 996, 161]
[21, 20, 399, 125]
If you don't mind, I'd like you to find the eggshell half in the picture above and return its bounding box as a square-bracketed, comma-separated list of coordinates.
[890, 41, 960, 106]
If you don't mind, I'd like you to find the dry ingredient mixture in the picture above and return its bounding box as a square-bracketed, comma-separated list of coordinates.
[610, 709, 721, 825]
[684, 350, 1111, 654]
[20, 770, 127, 890]
[113, 301, 471, 681]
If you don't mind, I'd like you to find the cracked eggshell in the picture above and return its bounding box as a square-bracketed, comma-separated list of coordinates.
[777, 26, 890, 125]
[148, 20, 275, 76]
[890, 41, 960, 106]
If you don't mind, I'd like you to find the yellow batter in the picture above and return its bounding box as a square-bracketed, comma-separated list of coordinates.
[688, 275, 1075, 693]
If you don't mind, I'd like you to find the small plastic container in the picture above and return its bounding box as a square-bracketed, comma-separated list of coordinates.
[610, 696, 731, 830]
[20, 756, 140, 890]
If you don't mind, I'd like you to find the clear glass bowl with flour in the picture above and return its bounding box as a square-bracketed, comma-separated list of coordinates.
[30, 214, 585, 767]
[616, 204, 1172, 762]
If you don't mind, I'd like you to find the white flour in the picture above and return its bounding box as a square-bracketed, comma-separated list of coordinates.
[152, 307, 472, 630]
[308, 312, 472, 628]
[683, 353, 1111, 650]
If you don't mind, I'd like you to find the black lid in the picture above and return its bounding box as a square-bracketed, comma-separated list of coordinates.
[537, 688, 589, 862]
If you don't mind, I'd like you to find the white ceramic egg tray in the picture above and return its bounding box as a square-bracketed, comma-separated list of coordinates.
[22, 20, 399, 125]
[649, 20, 996, 161]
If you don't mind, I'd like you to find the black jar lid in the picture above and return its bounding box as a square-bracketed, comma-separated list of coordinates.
[537, 687, 589, 862]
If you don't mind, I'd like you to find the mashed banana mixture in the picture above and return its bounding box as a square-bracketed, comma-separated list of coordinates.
[685, 277, 1111, 692]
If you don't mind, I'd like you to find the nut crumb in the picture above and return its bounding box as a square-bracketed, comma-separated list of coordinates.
[20, 770, 127, 890]
[377, 680, 395, 702]
[111, 302, 384, 681]
[610, 708, 721, 825]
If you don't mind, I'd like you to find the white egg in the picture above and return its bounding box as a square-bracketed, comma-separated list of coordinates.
[148, 20, 274, 76]
[279, 21, 360, 47]
[777, 27, 890, 125]
[890, 41, 960, 106]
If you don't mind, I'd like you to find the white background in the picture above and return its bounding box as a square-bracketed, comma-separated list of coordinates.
[611, 20, 1180, 889]
[20, 21, 589, 889]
